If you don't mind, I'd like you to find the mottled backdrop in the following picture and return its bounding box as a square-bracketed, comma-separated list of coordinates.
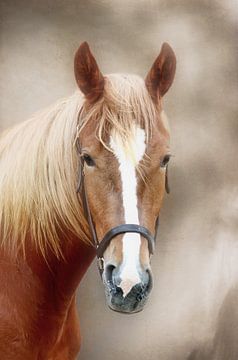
[0, 1, 238, 359]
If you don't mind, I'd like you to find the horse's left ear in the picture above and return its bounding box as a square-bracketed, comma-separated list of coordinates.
[74, 42, 104, 103]
[145, 43, 176, 101]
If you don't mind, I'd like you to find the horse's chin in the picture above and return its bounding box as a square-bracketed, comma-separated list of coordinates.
[107, 303, 145, 314]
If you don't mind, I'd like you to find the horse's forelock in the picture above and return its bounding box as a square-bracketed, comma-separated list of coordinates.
[78, 73, 158, 150]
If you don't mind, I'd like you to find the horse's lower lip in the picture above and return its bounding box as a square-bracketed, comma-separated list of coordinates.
[107, 303, 144, 314]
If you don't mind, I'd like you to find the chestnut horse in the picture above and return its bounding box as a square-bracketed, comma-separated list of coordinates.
[0, 42, 176, 359]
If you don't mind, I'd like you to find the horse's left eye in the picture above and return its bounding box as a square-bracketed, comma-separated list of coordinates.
[83, 154, 95, 167]
[160, 155, 171, 168]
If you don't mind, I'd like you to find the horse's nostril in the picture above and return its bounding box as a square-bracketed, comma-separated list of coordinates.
[145, 269, 153, 293]
[104, 264, 116, 285]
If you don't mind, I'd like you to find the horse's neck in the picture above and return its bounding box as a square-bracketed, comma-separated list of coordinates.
[54, 234, 96, 302]
[0, 233, 94, 353]
[25, 232, 95, 311]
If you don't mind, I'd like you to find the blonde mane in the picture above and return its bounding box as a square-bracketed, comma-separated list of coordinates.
[0, 74, 158, 260]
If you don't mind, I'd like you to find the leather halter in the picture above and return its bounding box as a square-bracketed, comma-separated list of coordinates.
[75, 136, 168, 275]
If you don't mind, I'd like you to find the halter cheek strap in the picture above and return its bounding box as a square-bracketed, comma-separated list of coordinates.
[165, 165, 170, 194]
[76, 139, 99, 249]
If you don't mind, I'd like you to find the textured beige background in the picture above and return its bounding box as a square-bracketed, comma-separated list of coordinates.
[1, 1, 238, 359]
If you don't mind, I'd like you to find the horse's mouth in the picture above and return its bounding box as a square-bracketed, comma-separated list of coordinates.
[103, 279, 152, 314]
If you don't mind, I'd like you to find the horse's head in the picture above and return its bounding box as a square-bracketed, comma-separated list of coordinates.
[74, 42, 176, 313]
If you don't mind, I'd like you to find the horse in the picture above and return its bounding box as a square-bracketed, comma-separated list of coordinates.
[0, 41, 176, 359]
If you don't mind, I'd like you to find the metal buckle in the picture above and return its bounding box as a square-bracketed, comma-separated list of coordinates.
[97, 257, 104, 272]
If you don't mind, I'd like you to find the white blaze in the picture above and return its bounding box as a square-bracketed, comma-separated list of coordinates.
[110, 125, 146, 297]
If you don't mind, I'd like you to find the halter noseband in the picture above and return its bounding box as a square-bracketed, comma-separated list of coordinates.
[75, 136, 166, 275]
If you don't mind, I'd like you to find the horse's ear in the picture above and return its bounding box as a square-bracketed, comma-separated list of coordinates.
[74, 42, 104, 103]
[145, 43, 176, 101]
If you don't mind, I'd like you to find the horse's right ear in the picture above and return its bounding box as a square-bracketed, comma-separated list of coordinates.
[74, 42, 104, 103]
[145, 43, 176, 102]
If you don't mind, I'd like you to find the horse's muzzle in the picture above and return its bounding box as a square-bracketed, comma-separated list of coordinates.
[103, 265, 153, 313]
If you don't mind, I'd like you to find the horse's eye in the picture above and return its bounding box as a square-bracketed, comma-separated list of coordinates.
[160, 154, 171, 168]
[83, 154, 95, 167]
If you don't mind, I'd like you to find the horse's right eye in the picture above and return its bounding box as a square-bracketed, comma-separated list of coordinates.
[83, 154, 95, 167]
